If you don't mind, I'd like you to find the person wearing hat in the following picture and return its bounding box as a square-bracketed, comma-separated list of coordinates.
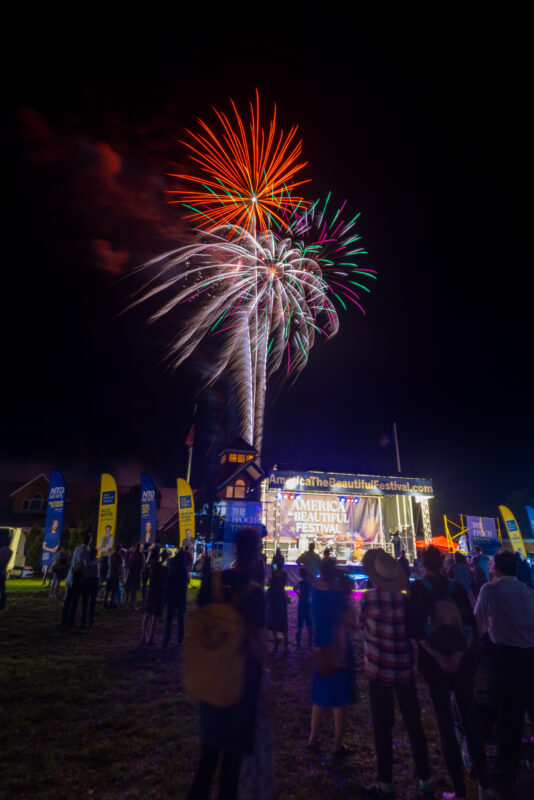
[359, 548, 433, 800]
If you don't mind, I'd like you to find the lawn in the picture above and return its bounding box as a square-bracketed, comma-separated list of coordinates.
[6, 578, 48, 594]
[0, 582, 530, 799]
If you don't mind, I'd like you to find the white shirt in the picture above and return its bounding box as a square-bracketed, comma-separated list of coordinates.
[475, 575, 534, 648]
[99, 534, 114, 556]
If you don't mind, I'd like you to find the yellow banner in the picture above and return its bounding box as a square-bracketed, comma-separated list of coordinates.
[177, 478, 195, 547]
[97, 473, 118, 553]
[498, 505, 526, 557]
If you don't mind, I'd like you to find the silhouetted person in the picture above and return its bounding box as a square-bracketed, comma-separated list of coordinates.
[389, 530, 401, 559]
[406, 546, 491, 800]
[187, 528, 267, 800]
[81, 548, 99, 627]
[105, 544, 123, 609]
[397, 549, 410, 580]
[267, 564, 289, 652]
[272, 547, 284, 570]
[162, 549, 189, 648]
[297, 541, 322, 579]
[62, 533, 91, 627]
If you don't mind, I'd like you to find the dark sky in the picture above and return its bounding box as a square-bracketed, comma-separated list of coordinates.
[4, 12, 531, 526]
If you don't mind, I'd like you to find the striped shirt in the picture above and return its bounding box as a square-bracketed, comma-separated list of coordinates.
[359, 589, 414, 683]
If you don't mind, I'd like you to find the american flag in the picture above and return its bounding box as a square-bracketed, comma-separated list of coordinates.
[185, 424, 195, 450]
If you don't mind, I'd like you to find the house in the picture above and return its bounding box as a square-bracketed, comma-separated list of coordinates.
[216, 438, 264, 501]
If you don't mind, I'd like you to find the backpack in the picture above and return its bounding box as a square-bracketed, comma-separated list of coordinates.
[422, 578, 472, 655]
[184, 570, 249, 707]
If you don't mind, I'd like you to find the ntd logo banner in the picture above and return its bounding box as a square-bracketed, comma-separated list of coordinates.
[41, 469, 66, 567]
[140, 474, 157, 545]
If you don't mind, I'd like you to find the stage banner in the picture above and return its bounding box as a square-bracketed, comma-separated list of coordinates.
[40, 469, 66, 567]
[140, 474, 157, 545]
[526, 506, 534, 539]
[177, 478, 195, 547]
[268, 469, 433, 497]
[97, 473, 118, 552]
[466, 516, 500, 555]
[278, 494, 381, 547]
[498, 505, 526, 557]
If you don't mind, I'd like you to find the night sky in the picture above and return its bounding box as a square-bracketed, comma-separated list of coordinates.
[4, 13, 531, 528]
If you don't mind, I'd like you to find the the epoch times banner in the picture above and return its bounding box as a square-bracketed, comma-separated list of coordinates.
[278, 494, 381, 546]
[140, 474, 157, 545]
[466, 516, 500, 554]
[220, 500, 263, 544]
[40, 469, 66, 567]
[97, 473, 118, 552]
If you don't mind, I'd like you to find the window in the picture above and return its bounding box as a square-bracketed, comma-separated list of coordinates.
[229, 453, 237, 462]
[225, 479, 246, 499]
[237, 454, 245, 463]
[220, 454, 227, 464]
[22, 493, 44, 512]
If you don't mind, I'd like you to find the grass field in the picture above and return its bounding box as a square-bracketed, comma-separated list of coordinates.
[6, 578, 48, 594]
[0, 582, 530, 799]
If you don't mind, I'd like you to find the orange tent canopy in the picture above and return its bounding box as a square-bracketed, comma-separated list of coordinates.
[415, 536, 458, 552]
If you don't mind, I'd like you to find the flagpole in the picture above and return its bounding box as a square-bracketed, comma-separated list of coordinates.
[186, 404, 197, 485]
[393, 421, 402, 474]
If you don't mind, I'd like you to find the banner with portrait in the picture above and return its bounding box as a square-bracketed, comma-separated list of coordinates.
[97, 473, 118, 552]
[526, 506, 534, 540]
[140, 474, 157, 545]
[40, 469, 66, 567]
[177, 478, 195, 547]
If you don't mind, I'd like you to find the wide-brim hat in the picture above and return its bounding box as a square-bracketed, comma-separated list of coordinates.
[363, 548, 408, 593]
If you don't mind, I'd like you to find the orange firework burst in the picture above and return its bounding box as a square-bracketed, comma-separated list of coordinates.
[169, 90, 310, 235]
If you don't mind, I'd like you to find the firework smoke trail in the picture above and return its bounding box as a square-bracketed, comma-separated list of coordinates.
[132, 95, 374, 457]
[128, 224, 344, 455]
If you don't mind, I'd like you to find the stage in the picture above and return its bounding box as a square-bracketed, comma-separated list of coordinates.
[261, 468, 434, 565]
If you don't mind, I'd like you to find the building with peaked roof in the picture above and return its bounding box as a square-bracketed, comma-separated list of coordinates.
[0, 476, 179, 539]
[0, 474, 96, 533]
[216, 438, 264, 501]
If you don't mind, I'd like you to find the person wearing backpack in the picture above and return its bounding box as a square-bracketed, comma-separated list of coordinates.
[406, 546, 493, 800]
[186, 527, 267, 800]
